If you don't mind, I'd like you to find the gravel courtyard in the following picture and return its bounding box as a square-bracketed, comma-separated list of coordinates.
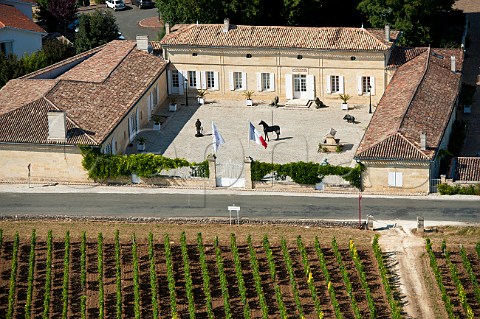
[138, 99, 373, 166]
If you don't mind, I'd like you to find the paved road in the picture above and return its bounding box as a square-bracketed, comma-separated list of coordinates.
[80, 4, 159, 41]
[0, 193, 478, 222]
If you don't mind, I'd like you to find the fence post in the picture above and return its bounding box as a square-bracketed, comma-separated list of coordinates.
[244, 156, 253, 189]
[207, 154, 217, 188]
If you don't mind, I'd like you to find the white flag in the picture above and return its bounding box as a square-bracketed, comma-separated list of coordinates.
[212, 121, 225, 153]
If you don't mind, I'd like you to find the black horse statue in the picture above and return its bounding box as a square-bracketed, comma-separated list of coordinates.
[259, 120, 281, 141]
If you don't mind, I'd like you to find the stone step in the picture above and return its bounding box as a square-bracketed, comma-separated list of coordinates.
[285, 99, 312, 108]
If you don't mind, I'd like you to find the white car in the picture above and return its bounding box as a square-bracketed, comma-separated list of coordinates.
[106, 0, 125, 11]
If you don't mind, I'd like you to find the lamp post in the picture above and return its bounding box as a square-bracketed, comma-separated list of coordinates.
[184, 78, 188, 106]
[368, 85, 372, 114]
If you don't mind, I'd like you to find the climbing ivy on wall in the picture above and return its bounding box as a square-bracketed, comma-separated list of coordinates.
[251, 160, 364, 189]
[80, 147, 208, 180]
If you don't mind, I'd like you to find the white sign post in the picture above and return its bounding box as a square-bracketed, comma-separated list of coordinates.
[228, 205, 240, 225]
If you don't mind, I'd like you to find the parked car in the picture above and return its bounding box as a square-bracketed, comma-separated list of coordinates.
[132, 0, 153, 8]
[106, 0, 125, 11]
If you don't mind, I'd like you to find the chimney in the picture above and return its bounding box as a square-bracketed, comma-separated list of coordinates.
[451, 56, 456, 73]
[47, 111, 66, 141]
[385, 24, 390, 42]
[165, 22, 170, 35]
[420, 132, 427, 151]
[136, 35, 149, 51]
[223, 18, 230, 32]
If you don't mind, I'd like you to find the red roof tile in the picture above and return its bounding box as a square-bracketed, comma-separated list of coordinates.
[453, 157, 480, 182]
[387, 46, 428, 68]
[0, 40, 167, 146]
[0, 4, 45, 33]
[161, 24, 400, 51]
[356, 48, 463, 161]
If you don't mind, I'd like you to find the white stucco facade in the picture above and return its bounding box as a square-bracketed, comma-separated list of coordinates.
[0, 27, 43, 56]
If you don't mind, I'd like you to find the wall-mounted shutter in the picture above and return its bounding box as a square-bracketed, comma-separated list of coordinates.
[229, 72, 234, 91]
[256, 73, 262, 91]
[156, 83, 160, 103]
[370, 77, 376, 96]
[195, 71, 201, 89]
[147, 93, 152, 119]
[178, 71, 184, 94]
[285, 74, 293, 99]
[167, 70, 172, 94]
[306, 74, 315, 100]
[325, 75, 331, 94]
[201, 71, 207, 89]
[339, 76, 345, 94]
[269, 73, 275, 91]
[213, 72, 219, 90]
[357, 76, 363, 95]
[395, 172, 403, 187]
[112, 137, 116, 155]
[241, 72, 247, 90]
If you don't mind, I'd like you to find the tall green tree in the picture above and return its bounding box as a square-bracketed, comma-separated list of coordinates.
[75, 10, 119, 53]
[357, 0, 460, 46]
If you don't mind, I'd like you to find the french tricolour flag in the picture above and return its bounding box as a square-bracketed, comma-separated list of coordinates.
[249, 122, 267, 149]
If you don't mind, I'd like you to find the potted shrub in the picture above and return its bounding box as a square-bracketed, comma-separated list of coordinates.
[152, 115, 161, 130]
[243, 90, 254, 106]
[136, 136, 146, 151]
[339, 93, 352, 110]
[169, 97, 177, 112]
[197, 89, 208, 105]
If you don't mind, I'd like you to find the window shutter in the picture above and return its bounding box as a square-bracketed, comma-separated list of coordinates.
[112, 137, 116, 155]
[167, 70, 172, 94]
[201, 71, 207, 89]
[325, 75, 331, 94]
[388, 172, 395, 186]
[135, 108, 139, 133]
[370, 77, 376, 96]
[194, 71, 200, 89]
[213, 72, 219, 90]
[285, 74, 293, 99]
[229, 72, 234, 91]
[269, 73, 275, 91]
[339, 76, 345, 94]
[147, 93, 152, 119]
[256, 73, 262, 91]
[396, 172, 403, 187]
[241, 72, 247, 90]
[156, 83, 160, 103]
[357, 76, 363, 95]
[178, 71, 184, 95]
[306, 74, 315, 100]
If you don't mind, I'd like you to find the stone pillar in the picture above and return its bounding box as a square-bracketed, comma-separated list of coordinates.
[367, 215, 374, 230]
[440, 174, 446, 184]
[207, 154, 217, 188]
[417, 216, 425, 233]
[244, 156, 253, 189]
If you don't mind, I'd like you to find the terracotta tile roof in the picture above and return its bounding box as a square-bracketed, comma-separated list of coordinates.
[388, 46, 428, 68]
[356, 48, 463, 161]
[0, 40, 167, 146]
[0, 79, 58, 115]
[452, 157, 480, 182]
[0, 4, 45, 33]
[161, 24, 400, 51]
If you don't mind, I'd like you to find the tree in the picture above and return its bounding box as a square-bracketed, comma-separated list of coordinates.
[357, 0, 461, 46]
[49, 0, 78, 26]
[75, 10, 120, 53]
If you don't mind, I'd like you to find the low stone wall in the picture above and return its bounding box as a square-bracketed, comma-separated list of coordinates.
[0, 214, 366, 229]
[105, 176, 211, 189]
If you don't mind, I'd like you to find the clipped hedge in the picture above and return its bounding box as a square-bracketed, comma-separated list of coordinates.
[438, 183, 480, 195]
[251, 160, 364, 188]
[80, 147, 208, 180]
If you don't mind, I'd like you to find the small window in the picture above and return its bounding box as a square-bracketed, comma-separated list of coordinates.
[192, 53, 198, 56]
[350, 56, 356, 61]
[362, 76, 371, 94]
[297, 55, 303, 60]
[172, 70, 179, 88]
[206, 71, 215, 89]
[188, 71, 197, 87]
[330, 75, 340, 93]
[0, 41, 13, 55]
[246, 54, 252, 58]
[234, 72, 243, 90]
[261, 73, 270, 91]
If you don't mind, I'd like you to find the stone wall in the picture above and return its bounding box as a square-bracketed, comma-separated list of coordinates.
[0, 144, 89, 183]
[361, 162, 431, 194]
